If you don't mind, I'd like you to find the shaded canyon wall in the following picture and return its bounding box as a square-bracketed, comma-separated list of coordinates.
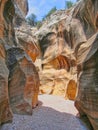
[0, 0, 39, 125]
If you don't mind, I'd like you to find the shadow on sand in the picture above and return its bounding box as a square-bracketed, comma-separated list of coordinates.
[0, 100, 93, 130]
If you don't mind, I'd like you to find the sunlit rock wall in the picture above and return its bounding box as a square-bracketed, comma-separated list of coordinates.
[35, 0, 98, 129]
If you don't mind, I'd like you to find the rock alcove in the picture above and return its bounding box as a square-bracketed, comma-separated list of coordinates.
[0, 0, 98, 130]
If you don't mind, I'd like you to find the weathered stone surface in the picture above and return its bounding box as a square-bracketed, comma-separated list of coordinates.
[7, 48, 39, 114]
[39, 67, 77, 98]
[35, 0, 98, 129]
[15, 26, 39, 62]
[9, 0, 39, 113]
[75, 34, 98, 130]
[14, 0, 40, 110]
[15, 0, 28, 16]
[6, 47, 39, 115]
[73, 1, 98, 130]
[0, 0, 15, 124]
[66, 80, 77, 100]
[35, 7, 77, 99]
[13, 0, 40, 112]
[0, 0, 39, 125]
[0, 43, 13, 125]
[39, 69, 70, 96]
[0, 0, 98, 129]
[14, 0, 28, 26]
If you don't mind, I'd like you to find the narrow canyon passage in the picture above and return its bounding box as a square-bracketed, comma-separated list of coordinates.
[1, 95, 91, 130]
[0, 0, 98, 130]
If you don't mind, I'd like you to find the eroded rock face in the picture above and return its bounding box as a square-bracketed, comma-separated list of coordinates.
[0, 43, 13, 124]
[35, 9, 77, 99]
[15, 0, 39, 62]
[0, 0, 39, 125]
[16, 0, 28, 16]
[73, 1, 98, 130]
[15, 26, 39, 62]
[35, 0, 98, 129]
[66, 80, 77, 100]
[14, 0, 28, 26]
[75, 34, 98, 130]
[7, 48, 39, 114]
[14, 0, 40, 112]
[0, 0, 14, 124]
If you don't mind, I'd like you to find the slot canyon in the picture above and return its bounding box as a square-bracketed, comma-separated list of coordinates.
[0, 0, 98, 130]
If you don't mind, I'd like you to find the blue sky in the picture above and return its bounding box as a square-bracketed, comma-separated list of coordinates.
[27, 0, 77, 20]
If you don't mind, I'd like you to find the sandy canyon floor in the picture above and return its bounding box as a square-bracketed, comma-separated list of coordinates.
[0, 95, 91, 130]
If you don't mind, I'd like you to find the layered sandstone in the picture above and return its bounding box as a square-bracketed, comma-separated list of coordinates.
[16, 0, 28, 16]
[14, 0, 40, 110]
[35, 10, 77, 100]
[0, 0, 15, 124]
[0, 0, 39, 125]
[35, 0, 98, 129]
[0, 0, 98, 129]
[0, 43, 13, 124]
[14, 0, 28, 26]
[15, 26, 39, 62]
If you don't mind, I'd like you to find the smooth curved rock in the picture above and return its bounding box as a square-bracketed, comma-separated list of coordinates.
[39, 69, 71, 96]
[73, 0, 98, 130]
[0, 0, 14, 124]
[13, 0, 40, 111]
[36, 0, 98, 129]
[75, 34, 98, 130]
[0, 0, 40, 124]
[7, 48, 39, 114]
[15, 26, 39, 62]
[35, 5, 77, 99]
[0, 44, 13, 125]
[66, 80, 77, 100]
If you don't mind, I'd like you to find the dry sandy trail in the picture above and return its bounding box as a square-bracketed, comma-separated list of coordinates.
[0, 95, 91, 130]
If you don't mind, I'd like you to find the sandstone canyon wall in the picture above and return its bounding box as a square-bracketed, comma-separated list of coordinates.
[0, 0, 98, 129]
[0, 0, 39, 125]
[74, 1, 98, 130]
[15, 0, 28, 16]
[35, 0, 98, 129]
[35, 9, 78, 100]
[14, 0, 28, 26]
